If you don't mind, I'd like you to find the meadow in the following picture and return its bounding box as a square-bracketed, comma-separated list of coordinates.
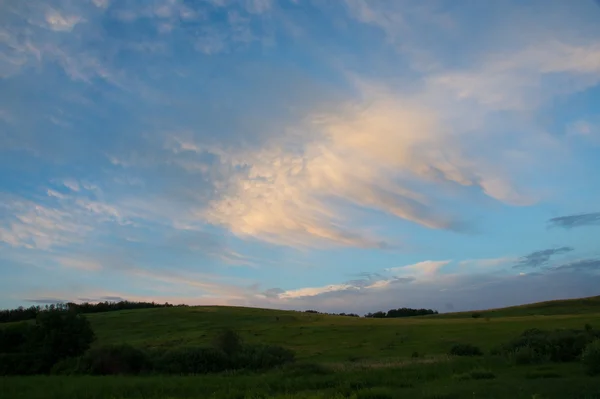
[2, 297, 600, 399]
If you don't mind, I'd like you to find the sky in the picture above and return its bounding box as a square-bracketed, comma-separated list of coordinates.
[1, 0, 600, 314]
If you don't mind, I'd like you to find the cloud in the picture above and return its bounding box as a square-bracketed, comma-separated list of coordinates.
[513, 247, 574, 269]
[551, 258, 600, 273]
[386, 260, 451, 277]
[548, 212, 600, 229]
[45, 9, 85, 32]
[25, 297, 67, 304]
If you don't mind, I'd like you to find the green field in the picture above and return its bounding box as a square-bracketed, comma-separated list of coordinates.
[2, 297, 600, 399]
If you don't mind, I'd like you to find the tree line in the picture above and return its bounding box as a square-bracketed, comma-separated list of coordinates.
[0, 309, 295, 376]
[364, 307, 438, 318]
[0, 301, 187, 323]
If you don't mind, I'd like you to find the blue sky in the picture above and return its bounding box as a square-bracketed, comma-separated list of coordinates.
[1, 0, 600, 313]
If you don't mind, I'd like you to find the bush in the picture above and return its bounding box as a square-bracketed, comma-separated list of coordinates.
[0, 352, 52, 375]
[213, 329, 243, 356]
[50, 356, 83, 375]
[33, 310, 96, 362]
[495, 327, 600, 363]
[0, 323, 32, 353]
[582, 339, 600, 375]
[508, 346, 548, 365]
[236, 344, 295, 369]
[77, 344, 150, 375]
[471, 312, 482, 319]
[449, 343, 482, 356]
[153, 346, 230, 374]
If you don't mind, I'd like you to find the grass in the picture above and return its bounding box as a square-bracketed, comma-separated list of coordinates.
[3, 296, 600, 398]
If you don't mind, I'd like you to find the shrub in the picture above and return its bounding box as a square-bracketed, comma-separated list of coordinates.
[508, 346, 548, 365]
[213, 329, 243, 356]
[153, 346, 230, 374]
[50, 356, 83, 375]
[33, 310, 95, 362]
[449, 343, 482, 356]
[77, 344, 150, 375]
[0, 352, 52, 375]
[0, 323, 32, 353]
[235, 344, 295, 369]
[581, 339, 600, 375]
[471, 312, 482, 319]
[496, 327, 600, 363]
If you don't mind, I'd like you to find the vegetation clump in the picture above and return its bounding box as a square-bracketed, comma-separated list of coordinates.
[581, 339, 600, 375]
[0, 310, 95, 375]
[448, 343, 483, 356]
[494, 327, 600, 364]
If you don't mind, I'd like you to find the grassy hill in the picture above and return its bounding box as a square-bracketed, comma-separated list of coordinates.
[3, 296, 600, 399]
[85, 299, 600, 362]
[430, 295, 600, 319]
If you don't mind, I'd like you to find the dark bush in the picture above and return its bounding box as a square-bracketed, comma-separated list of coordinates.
[495, 327, 600, 363]
[471, 312, 482, 319]
[0, 323, 32, 353]
[449, 343, 483, 356]
[33, 310, 96, 363]
[50, 356, 83, 375]
[508, 346, 549, 365]
[77, 344, 150, 375]
[581, 339, 600, 375]
[0, 352, 52, 375]
[213, 329, 243, 356]
[236, 344, 295, 369]
[153, 346, 230, 374]
[0, 310, 95, 375]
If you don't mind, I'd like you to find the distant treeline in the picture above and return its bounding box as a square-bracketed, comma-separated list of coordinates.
[364, 307, 438, 318]
[0, 301, 188, 323]
[304, 307, 438, 318]
[304, 310, 360, 317]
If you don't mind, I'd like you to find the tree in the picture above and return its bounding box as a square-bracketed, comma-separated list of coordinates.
[33, 310, 96, 362]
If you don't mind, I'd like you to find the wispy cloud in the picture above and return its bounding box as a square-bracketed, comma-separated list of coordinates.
[513, 247, 574, 269]
[549, 212, 600, 229]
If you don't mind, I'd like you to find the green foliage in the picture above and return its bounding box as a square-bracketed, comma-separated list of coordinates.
[0, 352, 51, 375]
[581, 339, 600, 375]
[33, 310, 96, 362]
[448, 343, 482, 356]
[77, 344, 151, 375]
[0, 322, 33, 353]
[0, 310, 95, 375]
[471, 312, 482, 319]
[495, 327, 600, 364]
[508, 346, 549, 365]
[236, 344, 295, 370]
[152, 346, 230, 374]
[213, 328, 243, 356]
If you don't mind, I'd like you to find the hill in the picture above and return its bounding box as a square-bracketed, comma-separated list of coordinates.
[3, 296, 600, 399]
[431, 295, 600, 319]
[84, 297, 600, 362]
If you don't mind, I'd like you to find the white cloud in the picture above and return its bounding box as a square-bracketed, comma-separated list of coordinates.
[91, 0, 110, 9]
[386, 260, 451, 278]
[63, 179, 80, 191]
[429, 41, 600, 111]
[458, 257, 516, 271]
[45, 10, 84, 32]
